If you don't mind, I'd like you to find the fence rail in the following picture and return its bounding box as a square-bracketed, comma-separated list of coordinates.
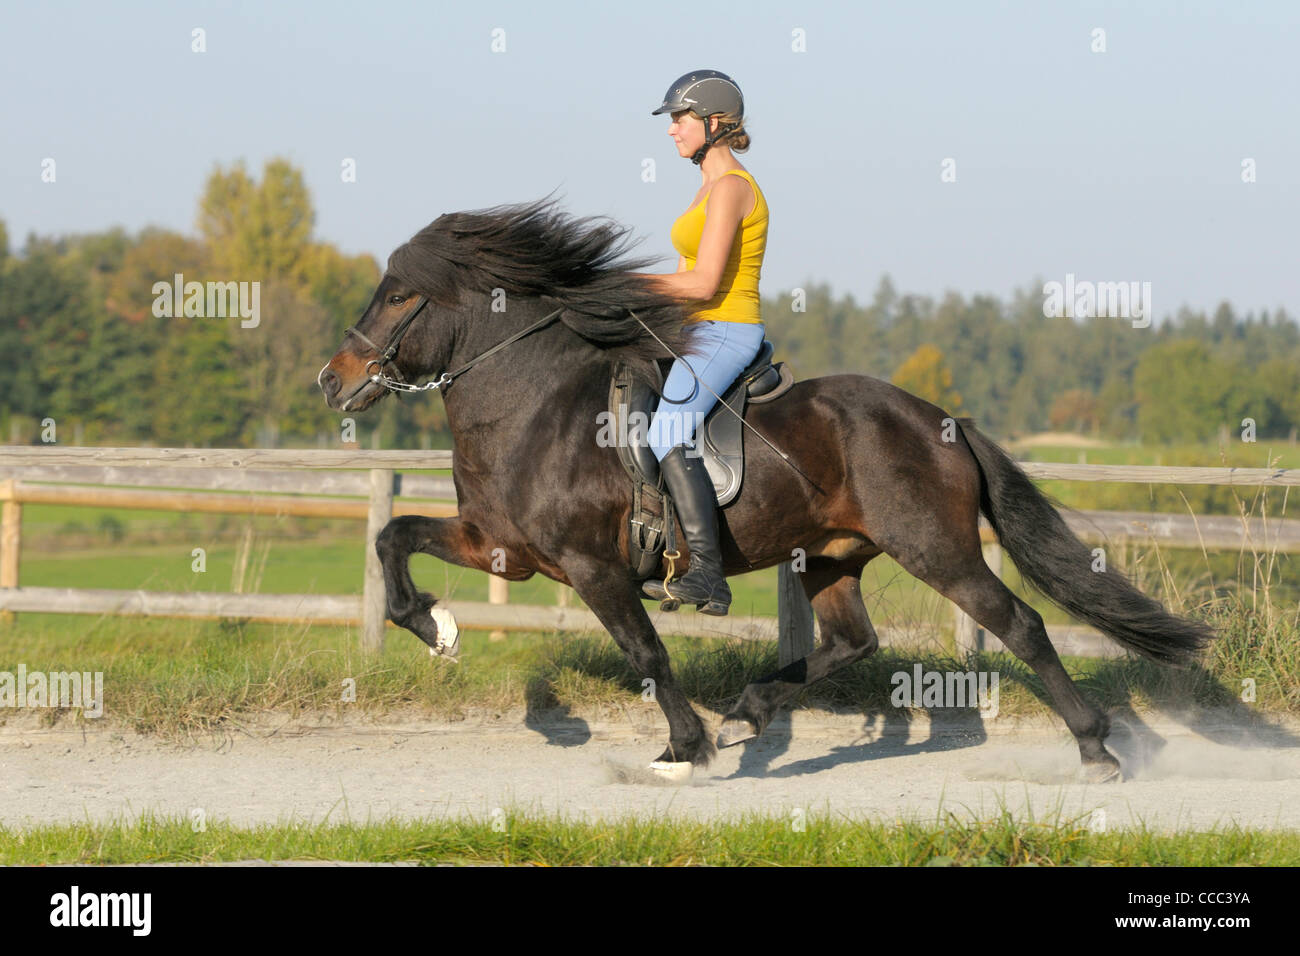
[0, 463, 455, 498]
[4, 446, 1297, 484]
[2, 446, 1296, 659]
[1018, 462, 1300, 486]
[0, 586, 793, 643]
[0, 447, 454, 469]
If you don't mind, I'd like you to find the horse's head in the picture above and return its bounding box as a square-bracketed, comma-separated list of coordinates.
[318, 272, 452, 413]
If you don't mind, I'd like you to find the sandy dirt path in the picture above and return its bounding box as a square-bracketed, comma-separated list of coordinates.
[4, 709, 1299, 831]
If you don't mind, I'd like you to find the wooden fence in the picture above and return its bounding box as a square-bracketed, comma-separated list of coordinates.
[1, 446, 1298, 661]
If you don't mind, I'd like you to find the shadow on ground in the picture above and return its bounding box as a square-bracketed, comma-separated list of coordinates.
[516, 633, 1300, 779]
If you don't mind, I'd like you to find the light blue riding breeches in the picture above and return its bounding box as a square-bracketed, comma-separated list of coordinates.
[647, 320, 767, 461]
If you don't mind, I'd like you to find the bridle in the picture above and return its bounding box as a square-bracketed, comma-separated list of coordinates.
[339, 295, 565, 406]
[344, 295, 432, 392]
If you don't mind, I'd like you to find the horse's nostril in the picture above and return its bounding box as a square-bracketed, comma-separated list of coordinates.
[320, 368, 339, 397]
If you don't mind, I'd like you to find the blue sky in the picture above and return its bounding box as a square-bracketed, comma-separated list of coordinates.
[2, 0, 1297, 320]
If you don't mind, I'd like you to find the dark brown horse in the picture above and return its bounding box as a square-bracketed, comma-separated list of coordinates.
[319, 197, 1216, 783]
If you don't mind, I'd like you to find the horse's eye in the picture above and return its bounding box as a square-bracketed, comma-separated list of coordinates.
[388, 295, 407, 306]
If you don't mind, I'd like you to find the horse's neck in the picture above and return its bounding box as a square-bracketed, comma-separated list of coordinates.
[441, 316, 606, 470]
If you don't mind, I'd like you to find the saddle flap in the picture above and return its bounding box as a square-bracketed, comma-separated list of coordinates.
[608, 359, 663, 488]
[699, 374, 747, 505]
[698, 341, 793, 504]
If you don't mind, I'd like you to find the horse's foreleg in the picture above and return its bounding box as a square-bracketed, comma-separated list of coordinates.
[374, 514, 499, 652]
[564, 556, 715, 775]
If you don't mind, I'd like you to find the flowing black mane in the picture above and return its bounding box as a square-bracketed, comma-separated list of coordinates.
[386, 193, 702, 364]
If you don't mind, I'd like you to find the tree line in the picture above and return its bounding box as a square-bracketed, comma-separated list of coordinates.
[773, 279, 1300, 443]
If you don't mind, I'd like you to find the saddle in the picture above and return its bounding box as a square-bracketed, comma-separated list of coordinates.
[607, 340, 795, 578]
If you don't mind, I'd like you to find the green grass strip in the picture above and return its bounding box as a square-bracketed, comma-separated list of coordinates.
[2, 810, 1296, 866]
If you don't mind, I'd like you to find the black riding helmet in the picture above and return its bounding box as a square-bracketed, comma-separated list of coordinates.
[651, 70, 744, 165]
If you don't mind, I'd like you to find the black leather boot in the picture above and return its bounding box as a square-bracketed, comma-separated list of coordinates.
[641, 445, 732, 615]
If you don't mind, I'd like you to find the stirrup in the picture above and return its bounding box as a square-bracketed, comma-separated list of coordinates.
[660, 571, 730, 616]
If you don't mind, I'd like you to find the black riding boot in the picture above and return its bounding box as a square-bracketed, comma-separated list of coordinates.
[642, 445, 732, 616]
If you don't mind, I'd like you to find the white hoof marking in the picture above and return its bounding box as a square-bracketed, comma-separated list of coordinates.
[648, 760, 694, 783]
[429, 606, 460, 660]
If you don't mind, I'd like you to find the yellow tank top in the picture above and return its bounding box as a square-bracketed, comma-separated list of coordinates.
[669, 168, 768, 324]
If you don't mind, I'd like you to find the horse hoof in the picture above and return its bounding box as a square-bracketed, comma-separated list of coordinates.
[648, 760, 694, 783]
[429, 606, 460, 660]
[1081, 759, 1122, 784]
[717, 718, 758, 748]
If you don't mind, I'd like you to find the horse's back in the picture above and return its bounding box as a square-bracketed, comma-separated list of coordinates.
[726, 371, 984, 569]
[749, 372, 963, 441]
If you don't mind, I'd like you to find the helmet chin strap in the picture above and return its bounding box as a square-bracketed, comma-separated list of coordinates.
[690, 120, 739, 165]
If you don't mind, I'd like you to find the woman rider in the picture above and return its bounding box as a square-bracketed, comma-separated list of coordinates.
[636, 70, 769, 617]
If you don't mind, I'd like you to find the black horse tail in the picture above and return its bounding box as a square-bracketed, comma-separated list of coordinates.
[954, 418, 1216, 666]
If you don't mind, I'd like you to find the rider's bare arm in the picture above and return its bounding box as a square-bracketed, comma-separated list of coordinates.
[634, 175, 750, 302]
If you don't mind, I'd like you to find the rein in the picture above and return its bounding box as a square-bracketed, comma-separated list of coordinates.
[342, 296, 564, 402]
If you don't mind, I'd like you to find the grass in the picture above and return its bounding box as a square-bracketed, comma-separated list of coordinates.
[1, 595, 1296, 740]
[1, 808, 1296, 866]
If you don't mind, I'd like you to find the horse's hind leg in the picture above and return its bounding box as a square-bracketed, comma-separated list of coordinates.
[899, 550, 1121, 782]
[719, 557, 879, 747]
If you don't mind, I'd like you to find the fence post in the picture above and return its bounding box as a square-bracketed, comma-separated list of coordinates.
[488, 576, 508, 642]
[362, 469, 394, 653]
[954, 540, 1006, 656]
[953, 604, 978, 657]
[0, 480, 19, 626]
[980, 541, 1006, 652]
[778, 562, 814, 666]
